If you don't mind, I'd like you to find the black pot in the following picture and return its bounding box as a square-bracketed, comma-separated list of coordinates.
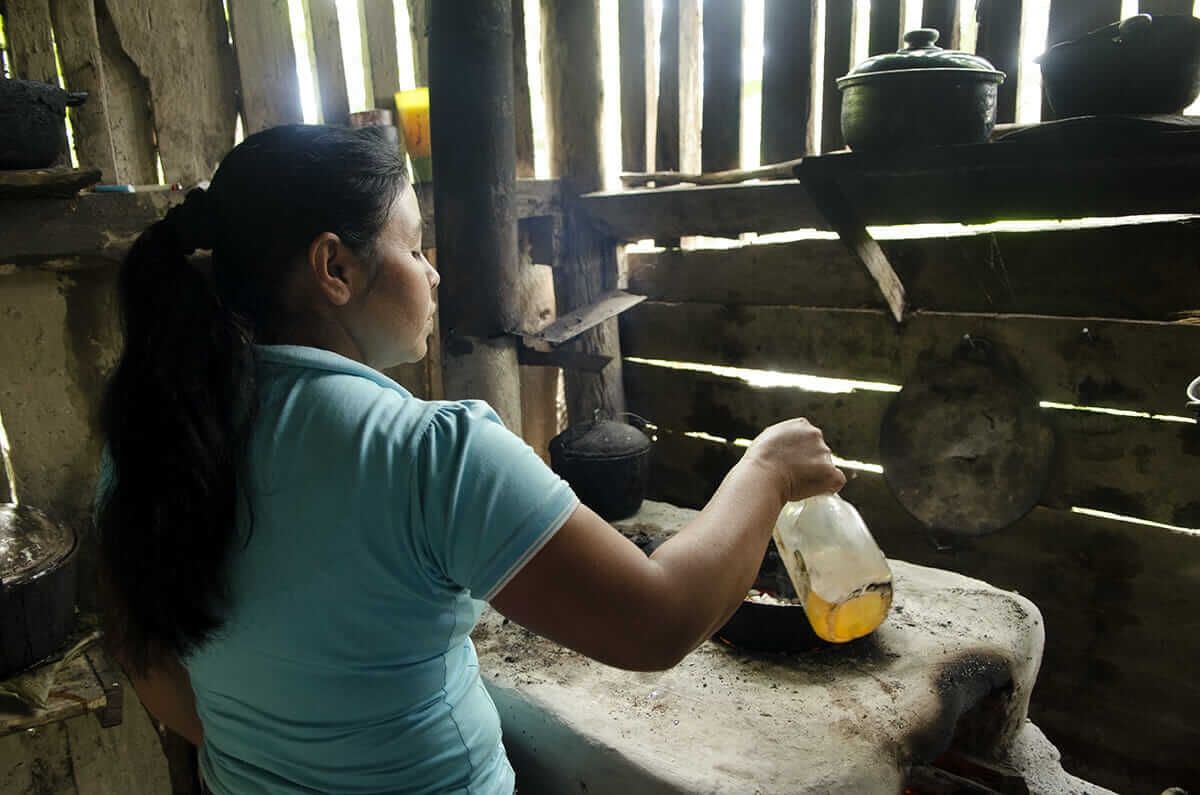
[1, 504, 79, 679]
[837, 29, 1005, 151]
[714, 541, 830, 653]
[549, 417, 652, 521]
[1037, 14, 1200, 118]
[0, 79, 88, 170]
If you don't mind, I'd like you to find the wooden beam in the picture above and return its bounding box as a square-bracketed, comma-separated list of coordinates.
[760, 0, 816, 162]
[820, 0, 854, 152]
[101, 0, 239, 185]
[975, 0, 1022, 124]
[921, 0, 961, 49]
[795, 160, 906, 322]
[227, 0, 303, 133]
[1042, 0, 1121, 120]
[701, 0, 741, 172]
[306, 0, 351, 126]
[678, 0, 701, 175]
[868, 0, 903, 55]
[656, 0, 680, 172]
[513, 0, 535, 178]
[46, 0, 118, 180]
[621, 303, 1200, 417]
[520, 290, 645, 345]
[541, 0, 627, 423]
[626, 219, 1200, 322]
[363, 0, 400, 112]
[619, 0, 648, 173]
[5, 0, 59, 83]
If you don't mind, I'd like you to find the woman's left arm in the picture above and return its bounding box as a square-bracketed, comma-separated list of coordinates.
[127, 655, 205, 747]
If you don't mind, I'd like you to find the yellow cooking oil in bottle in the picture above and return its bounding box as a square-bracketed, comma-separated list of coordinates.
[771, 495, 893, 643]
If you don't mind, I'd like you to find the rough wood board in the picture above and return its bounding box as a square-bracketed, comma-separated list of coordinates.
[625, 360, 1200, 527]
[93, 0, 158, 185]
[407, 0, 429, 85]
[625, 219, 1200, 321]
[868, 0, 902, 55]
[47, 0, 118, 181]
[228, 0, 303, 134]
[583, 180, 825, 240]
[922, 0, 961, 49]
[974, 0, 1022, 124]
[677, 0, 701, 175]
[1139, 0, 1195, 14]
[655, 0, 680, 172]
[524, 289, 644, 344]
[103, 0, 238, 184]
[619, 0, 648, 173]
[820, 0, 853, 152]
[760, 0, 814, 163]
[5, 0, 59, 82]
[306, 0, 350, 126]
[0, 655, 106, 737]
[699, 0, 741, 172]
[512, 0, 535, 178]
[0, 167, 101, 197]
[620, 302, 1200, 417]
[363, 0, 400, 112]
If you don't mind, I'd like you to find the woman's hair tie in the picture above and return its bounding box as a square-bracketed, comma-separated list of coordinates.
[163, 188, 216, 255]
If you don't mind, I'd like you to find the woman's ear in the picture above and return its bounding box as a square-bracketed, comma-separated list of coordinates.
[307, 232, 357, 306]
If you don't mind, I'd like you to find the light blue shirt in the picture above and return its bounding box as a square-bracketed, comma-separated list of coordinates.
[116, 345, 578, 793]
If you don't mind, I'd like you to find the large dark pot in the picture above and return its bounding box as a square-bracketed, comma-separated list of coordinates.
[1037, 14, 1200, 118]
[0, 79, 88, 170]
[549, 417, 651, 521]
[1, 504, 79, 679]
[714, 540, 830, 653]
[837, 29, 1005, 151]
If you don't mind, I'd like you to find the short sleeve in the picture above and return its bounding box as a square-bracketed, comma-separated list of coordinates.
[414, 400, 579, 600]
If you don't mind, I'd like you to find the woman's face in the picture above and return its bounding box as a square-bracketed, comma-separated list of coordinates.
[347, 183, 439, 369]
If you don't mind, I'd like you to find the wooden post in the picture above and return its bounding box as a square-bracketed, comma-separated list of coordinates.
[656, 0, 680, 172]
[619, 0, 648, 173]
[702, 0, 741, 172]
[407, 0, 429, 85]
[678, 0, 701, 175]
[363, 0, 400, 112]
[306, 0, 351, 126]
[760, 0, 816, 163]
[868, 0, 903, 55]
[921, 0, 961, 49]
[227, 0, 303, 134]
[47, 0, 118, 180]
[429, 0, 524, 433]
[975, 0, 1022, 125]
[1043, 0, 1121, 120]
[820, 0, 854, 152]
[540, 0, 626, 424]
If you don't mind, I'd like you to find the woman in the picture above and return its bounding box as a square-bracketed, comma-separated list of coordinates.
[95, 125, 845, 794]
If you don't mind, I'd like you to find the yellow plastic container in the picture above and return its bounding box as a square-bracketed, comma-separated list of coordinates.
[395, 88, 433, 182]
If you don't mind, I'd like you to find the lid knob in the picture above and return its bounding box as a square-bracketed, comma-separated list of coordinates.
[902, 28, 941, 50]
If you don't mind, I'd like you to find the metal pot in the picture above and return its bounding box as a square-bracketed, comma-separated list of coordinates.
[837, 29, 1005, 151]
[549, 416, 652, 521]
[714, 541, 830, 653]
[1037, 14, 1200, 118]
[0, 78, 88, 170]
[1, 504, 79, 678]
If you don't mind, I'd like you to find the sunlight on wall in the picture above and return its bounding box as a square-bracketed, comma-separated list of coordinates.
[0, 408, 17, 505]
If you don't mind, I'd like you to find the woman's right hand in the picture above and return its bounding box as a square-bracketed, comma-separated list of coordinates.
[741, 418, 846, 503]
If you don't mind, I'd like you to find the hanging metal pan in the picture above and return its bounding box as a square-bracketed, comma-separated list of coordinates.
[879, 337, 1056, 537]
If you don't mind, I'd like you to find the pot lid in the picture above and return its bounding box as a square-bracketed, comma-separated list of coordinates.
[841, 29, 1005, 80]
[556, 419, 651, 459]
[0, 504, 76, 585]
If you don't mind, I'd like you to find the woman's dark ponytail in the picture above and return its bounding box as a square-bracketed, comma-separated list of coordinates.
[96, 125, 408, 673]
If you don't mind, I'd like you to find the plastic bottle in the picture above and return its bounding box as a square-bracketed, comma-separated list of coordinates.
[771, 494, 893, 643]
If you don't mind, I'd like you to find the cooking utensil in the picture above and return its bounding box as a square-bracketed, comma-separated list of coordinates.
[1, 504, 80, 679]
[879, 337, 1056, 537]
[0, 79, 89, 170]
[549, 413, 652, 520]
[1036, 14, 1200, 118]
[714, 542, 831, 653]
[836, 28, 1005, 151]
[1187, 376, 1200, 417]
